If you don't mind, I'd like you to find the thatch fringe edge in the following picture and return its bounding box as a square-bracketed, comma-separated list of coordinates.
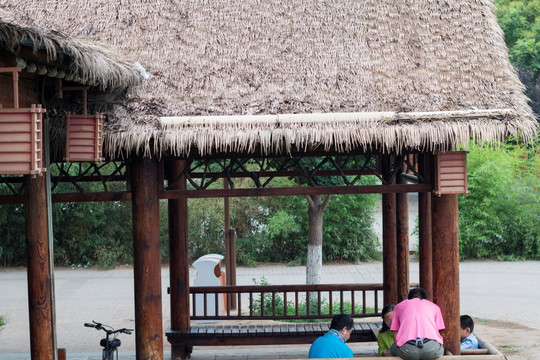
[103, 115, 538, 158]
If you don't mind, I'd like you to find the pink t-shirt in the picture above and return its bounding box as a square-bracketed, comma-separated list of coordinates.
[390, 298, 445, 347]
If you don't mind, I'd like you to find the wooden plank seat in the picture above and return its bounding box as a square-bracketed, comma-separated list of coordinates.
[167, 320, 379, 347]
[460, 349, 490, 355]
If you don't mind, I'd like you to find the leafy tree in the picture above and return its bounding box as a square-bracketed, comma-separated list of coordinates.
[495, 0, 540, 116]
[186, 197, 225, 260]
[53, 200, 133, 268]
[459, 144, 539, 260]
[275, 156, 379, 285]
[0, 202, 26, 267]
[51, 163, 133, 268]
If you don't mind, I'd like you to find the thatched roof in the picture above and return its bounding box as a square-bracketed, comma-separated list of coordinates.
[3, 1, 538, 157]
[0, 8, 140, 90]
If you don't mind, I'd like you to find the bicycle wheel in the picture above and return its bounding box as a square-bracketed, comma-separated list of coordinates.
[102, 349, 118, 360]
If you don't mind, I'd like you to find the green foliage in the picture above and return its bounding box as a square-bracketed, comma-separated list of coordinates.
[53, 201, 133, 268]
[0, 203, 27, 267]
[496, 0, 540, 71]
[495, 0, 540, 116]
[0, 160, 379, 268]
[0, 163, 134, 269]
[0, 315, 5, 327]
[231, 176, 379, 265]
[459, 144, 540, 259]
[187, 197, 225, 261]
[322, 190, 379, 262]
[251, 276, 288, 317]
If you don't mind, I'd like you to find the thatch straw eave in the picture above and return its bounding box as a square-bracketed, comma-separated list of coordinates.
[0, 8, 141, 90]
[101, 109, 537, 159]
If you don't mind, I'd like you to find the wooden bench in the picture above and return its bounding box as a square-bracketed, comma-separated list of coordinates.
[167, 321, 379, 347]
[166, 283, 384, 358]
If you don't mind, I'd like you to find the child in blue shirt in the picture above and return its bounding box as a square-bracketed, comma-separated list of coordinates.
[460, 315, 479, 350]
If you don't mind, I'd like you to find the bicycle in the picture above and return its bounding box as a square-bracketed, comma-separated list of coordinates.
[84, 320, 133, 360]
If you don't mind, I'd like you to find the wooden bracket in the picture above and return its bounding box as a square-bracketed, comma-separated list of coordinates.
[0, 67, 22, 108]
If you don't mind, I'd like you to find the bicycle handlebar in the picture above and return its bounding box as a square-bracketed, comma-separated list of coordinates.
[84, 321, 133, 335]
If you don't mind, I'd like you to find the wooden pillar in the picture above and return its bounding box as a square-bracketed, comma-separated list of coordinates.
[432, 194, 460, 355]
[167, 160, 190, 360]
[224, 180, 230, 286]
[228, 228, 237, 309]
[24, 174, 54, 360]
[57, 348, 66, 360]
[382, 154, 397, 306]
[418, 153, 433, 300]
[223, 181, 237, 310]
[396, 175, 409, 303]
[131, 156, 163, 360]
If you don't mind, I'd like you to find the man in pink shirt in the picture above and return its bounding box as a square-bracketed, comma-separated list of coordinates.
[389, 287, 445, 359]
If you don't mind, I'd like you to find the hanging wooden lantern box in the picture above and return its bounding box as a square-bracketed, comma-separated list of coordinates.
[433, 151, 469, 196]
[0, 104, 46, 176]
[65, 112, 104, 162]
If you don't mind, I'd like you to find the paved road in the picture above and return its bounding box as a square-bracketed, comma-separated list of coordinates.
[1, 260, 539, 359]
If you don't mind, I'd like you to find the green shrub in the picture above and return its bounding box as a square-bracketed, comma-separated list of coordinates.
[459, 144, 540, 259]
[0, 203, 26, 267]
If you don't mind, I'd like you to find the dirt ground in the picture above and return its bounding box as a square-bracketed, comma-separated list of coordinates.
[474, 318, 540, 360]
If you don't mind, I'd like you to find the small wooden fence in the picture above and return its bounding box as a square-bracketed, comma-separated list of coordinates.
[189, 283, 383, 320]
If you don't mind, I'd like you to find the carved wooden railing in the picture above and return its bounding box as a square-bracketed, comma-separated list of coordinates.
[189, 283, 383, 321]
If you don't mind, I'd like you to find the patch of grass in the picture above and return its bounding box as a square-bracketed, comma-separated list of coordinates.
[499, 345, 519, 353]
[0, 316, 6, 327]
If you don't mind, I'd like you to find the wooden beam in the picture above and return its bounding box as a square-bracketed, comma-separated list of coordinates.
[53, 192, 131, 202]
[0, 67, 21, 108]
[418, 153, 433, 300]
[167, 160, 190, 360]
[0, 183, 432, 204]
[382, 155, 397, 306]
[131, 156, 164, 360]
[432, 194, 460, 355]
[396, 177, 409, 303]
[24, 174, 54, 360]
[160, 184, 432, 199]
[0, 192, 131, 204]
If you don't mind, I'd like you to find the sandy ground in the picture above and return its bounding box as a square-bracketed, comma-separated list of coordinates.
[473, 319, 540, 360]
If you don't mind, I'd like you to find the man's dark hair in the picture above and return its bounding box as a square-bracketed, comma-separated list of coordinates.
[330, 313, 354, 331]
[460, 315, 474, 333]
[407, 287, 428, 300]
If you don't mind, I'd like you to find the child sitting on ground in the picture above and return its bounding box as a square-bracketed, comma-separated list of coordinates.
[460, 315, 479, 350]
[377, 304, 395, 356]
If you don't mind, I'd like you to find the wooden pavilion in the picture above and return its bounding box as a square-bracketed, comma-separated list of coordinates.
[0, 1, 537, 360]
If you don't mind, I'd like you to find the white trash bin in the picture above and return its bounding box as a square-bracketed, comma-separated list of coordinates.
[192, 254, 226, 322]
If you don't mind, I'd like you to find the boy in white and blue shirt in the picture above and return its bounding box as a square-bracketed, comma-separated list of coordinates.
[460, 315, 479, 350]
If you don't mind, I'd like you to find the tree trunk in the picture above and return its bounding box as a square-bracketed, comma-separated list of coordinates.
[305, 194, 331, 285]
